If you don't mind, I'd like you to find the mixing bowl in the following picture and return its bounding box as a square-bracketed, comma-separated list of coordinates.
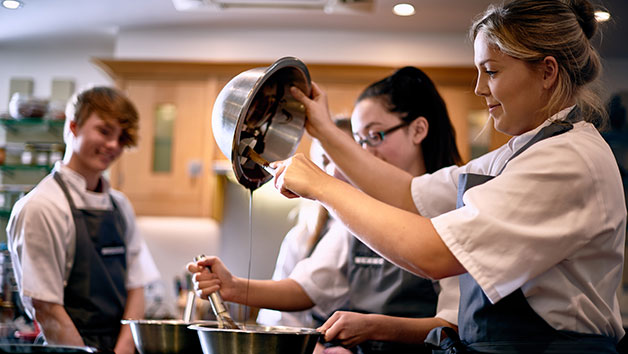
[211, 56, 311, 190]
[121, 319, 215, 354]
[189, 323, 321, 354]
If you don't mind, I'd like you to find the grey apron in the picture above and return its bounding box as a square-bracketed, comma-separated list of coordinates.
[324, 236, 438, 354]
[426, 108, 620, 353]
[54, 172, 128, 352]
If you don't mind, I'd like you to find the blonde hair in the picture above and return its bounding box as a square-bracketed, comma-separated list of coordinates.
[470, 0, 607, 127]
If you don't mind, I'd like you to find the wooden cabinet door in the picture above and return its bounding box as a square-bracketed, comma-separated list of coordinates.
[110, 79, 219, 217]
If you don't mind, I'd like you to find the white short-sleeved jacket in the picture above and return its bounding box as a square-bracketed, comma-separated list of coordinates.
[412, 107, 626, 339]
[7, 163, 161, 318]
[257, 201, 329, 327]
[289, 217, 460, 325]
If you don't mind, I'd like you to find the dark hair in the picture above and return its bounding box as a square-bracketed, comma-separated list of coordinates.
[357, 66, 462, 172]
[333, 116, 353, 135]
[66, 86, 139, 147]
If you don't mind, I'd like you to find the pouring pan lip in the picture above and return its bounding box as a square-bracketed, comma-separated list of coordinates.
[188, 323, 321, 336]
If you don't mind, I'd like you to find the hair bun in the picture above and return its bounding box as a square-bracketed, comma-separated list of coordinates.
[392, 66, 427, 83]
[568, 0, 598, 39]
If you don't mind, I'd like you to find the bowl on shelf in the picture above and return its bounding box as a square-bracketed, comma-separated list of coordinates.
[8, 93, 48, 120]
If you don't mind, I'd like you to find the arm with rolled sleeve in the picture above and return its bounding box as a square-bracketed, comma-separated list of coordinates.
[7, 185, 84, 346]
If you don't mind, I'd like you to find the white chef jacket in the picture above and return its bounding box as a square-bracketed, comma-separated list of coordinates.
[412, 107, 626, 339]
[289, 217, 460, 325]
[7, 163, 161, 319]
[257, 200, 329, 327]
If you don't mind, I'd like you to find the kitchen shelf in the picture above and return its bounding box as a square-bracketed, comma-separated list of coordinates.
[0, 116, 63, 241]
[0, 118, 64, 134]
[0, 118, 64, 127]
[0, 165, 51, 172]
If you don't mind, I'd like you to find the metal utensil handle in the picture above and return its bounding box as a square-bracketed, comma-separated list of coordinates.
[183, 290, 196, 322]
[194, 255, 231, 316]
[244, 146, 276, 176]
[209, 292, 229, 314]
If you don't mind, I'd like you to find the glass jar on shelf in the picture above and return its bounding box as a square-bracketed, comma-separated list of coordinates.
[35, 146, 48, 166]
[20, 144, 35, 165]
[48, 144, 64, 166]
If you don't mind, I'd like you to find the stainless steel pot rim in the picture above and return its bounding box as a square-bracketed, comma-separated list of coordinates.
[189, 323, 321, 335]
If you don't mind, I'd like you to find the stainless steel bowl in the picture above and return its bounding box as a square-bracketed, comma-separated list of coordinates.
[211, 56, 311, 190]
[190, 323, 321, 354]
[122, 319, 216, 354]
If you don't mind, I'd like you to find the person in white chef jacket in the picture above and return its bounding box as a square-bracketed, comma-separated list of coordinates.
[7, 86, 160, 353]
[190, 67, 462, 354]
[271, 0, 627, 353]
[256, 119, 352, 329]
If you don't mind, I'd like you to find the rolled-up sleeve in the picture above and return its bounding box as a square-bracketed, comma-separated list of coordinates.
[289, 219, 351, 314]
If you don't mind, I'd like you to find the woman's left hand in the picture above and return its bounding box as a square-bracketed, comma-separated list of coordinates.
[318, 311, 376, 348]
[271, 153, 332, 200]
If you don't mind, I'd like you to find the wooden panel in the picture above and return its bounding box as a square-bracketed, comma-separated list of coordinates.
[93, 59, 478, 87]
[110, 79, 217, 217]
[439, 87, 472, 163]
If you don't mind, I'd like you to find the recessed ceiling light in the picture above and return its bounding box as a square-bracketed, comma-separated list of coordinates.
[2, 0, 22, 10]
[594, 10, 610, 22]
[393, 3, 415, 17]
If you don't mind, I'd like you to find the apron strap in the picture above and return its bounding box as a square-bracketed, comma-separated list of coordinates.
[425, 326, 468, 354]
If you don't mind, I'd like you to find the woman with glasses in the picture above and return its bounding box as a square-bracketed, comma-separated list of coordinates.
[271, 0, 626, 352]
[189, 67, 463, 354]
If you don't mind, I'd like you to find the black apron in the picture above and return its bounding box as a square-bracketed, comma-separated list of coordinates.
[426, 109, 620, 353]
[325, 237, 438, 354]
[53, 172, 128, 352]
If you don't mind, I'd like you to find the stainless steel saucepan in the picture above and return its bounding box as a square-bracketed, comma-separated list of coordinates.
[212, 57, 312, 190]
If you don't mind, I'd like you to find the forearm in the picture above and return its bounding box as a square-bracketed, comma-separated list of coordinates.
[228, 278, 315, 311]
[316, 177, 463, 279]
[115, 287, 144, 354]
[365, 315, 456, 344]
[32, 299, 84, 346]
[317, 125, 417, 212]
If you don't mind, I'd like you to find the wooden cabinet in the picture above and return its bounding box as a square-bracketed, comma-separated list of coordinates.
[109, 79, 220, 217]
[95, 59, 508, 218]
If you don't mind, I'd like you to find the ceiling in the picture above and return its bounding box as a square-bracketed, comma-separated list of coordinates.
[0, 0, 626, 59]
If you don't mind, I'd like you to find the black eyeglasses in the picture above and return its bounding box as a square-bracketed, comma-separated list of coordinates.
[354, 121, 410, 147]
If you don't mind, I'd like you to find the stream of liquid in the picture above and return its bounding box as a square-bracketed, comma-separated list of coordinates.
[244, 189, 254, 325]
